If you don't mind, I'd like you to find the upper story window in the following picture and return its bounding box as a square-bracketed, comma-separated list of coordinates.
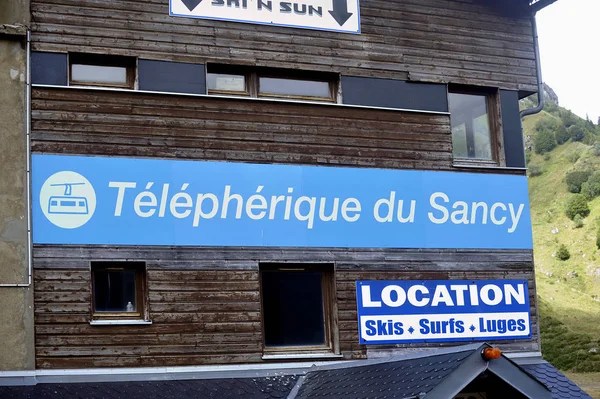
[207, 64, 337, 102]
[69, 53, 136, 89]
[449, 88, 502, 164]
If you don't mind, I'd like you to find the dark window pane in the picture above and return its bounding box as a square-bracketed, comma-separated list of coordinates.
[93, 270, 137, 312]
[449, 93, 492, 160]
[262, 271, 325, 347]
[259, 77, 330, 98]
[71, 64, 128, 85]
[207, 73, 246, 92]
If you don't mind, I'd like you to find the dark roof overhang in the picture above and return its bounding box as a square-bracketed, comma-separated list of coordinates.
[474, 0, 559, 16]
[529, 0, 559, 13]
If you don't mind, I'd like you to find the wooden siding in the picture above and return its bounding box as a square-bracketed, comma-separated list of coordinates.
[34, 245, 539, 369]
[31, 0, 537, 92]
[31, 87, 455, 170]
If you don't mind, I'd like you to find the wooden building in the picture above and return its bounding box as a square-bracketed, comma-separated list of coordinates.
[27, 0, 556, 371]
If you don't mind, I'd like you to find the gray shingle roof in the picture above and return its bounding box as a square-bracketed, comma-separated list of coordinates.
[294, 350, 474, 399]
[0, 376, 298, 399]
[520, 362, 593, 399]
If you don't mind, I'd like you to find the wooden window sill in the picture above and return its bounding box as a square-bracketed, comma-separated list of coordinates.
[453, 162, 527, 171]
[89, 320, 152, 326]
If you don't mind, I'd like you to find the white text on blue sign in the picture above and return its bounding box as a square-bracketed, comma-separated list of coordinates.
[355, 280, 531, 344]
[32, 155, 533, 249]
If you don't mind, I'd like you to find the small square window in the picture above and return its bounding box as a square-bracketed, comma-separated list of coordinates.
[69, 53, 135, 89]
[91, 262, 147, 320]
[449, 88, 502, 165]
[260, 264, 336, 353]
[207, 73, 247, 93]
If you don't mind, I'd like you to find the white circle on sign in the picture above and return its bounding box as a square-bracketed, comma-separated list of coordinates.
[40, 171, 96, 229]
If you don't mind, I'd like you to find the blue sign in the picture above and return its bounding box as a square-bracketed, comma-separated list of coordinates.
[32, 154, 533, 249]
[355, 280, 531, 344]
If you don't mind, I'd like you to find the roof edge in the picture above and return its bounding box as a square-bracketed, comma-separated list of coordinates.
[423, 345, 490, 399]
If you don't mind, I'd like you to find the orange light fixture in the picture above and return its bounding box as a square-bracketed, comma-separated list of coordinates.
[481, 347, 502, 361]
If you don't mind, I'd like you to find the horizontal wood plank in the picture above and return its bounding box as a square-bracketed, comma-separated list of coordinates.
[31, 88, 455, 171]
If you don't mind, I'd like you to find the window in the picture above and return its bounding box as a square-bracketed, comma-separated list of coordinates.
[259, 77, 331, 99]
[91, 262, 147, 320]
[69, 53, 136, 88]
[449, 88, 503, 165]
[207, 64, 337, 102]
[260, 264, 336, 353]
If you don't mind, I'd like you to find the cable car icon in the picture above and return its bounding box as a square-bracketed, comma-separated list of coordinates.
[48, 183, 89, 215]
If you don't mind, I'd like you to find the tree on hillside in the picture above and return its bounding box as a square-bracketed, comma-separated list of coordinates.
[565, 170, 592, 193]
[534, 129, 557, 154]
[536, 118, 557, 133]
[560, 110, 579, 128]
[597, 116, 600, 127]
[586, 114, 594, 130]
[555, 124, 570, 144]
[556, 244, 570, 261]
[581, 170, 600, 200]
[565, 194, 590, 220]
[568, 125, 586, 142]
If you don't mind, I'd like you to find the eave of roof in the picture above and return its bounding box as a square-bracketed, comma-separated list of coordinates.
[529, 0, 559, 13]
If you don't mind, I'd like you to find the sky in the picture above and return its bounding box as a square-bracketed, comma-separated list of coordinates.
[536, 0, 600, 123]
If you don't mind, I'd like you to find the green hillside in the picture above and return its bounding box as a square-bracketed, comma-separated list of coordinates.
[522, 96, 600, 375]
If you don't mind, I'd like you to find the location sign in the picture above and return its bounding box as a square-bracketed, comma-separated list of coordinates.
[356, 280, 531, 344]
[170, 0, 361, 34]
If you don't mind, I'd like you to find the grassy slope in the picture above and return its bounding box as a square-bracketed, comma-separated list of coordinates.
[524, 111, 600, 374]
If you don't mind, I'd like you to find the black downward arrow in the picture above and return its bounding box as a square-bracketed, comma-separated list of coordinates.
[329, 0, 352, 26]
[182, 0, 203, 11]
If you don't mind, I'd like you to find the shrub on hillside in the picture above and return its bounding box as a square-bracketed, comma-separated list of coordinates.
[556, 244, 570, 261]
[565, 194, 590, 220]
[565, 170, 592, 193]
[560, 110, 579, 128]
[535, 118, 557, 133]
[534, 129, 557, 154]
[593, 143, 600, 156]
[573, 214, 584, 228]
[555, 124, 570, 145]
[528, 164, 544, 177]
[565, 150, 582, 163]
[544, 101, 559, 114]
[568, 125, 586, 142]
[597, 228, 600, 250]
[583, 130, 596, 145]
[580, 171, 600, 200]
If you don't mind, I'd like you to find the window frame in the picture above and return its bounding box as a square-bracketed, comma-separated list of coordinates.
[448, 86, 505, 168]
[206, 64, 252, 97]
[206, 64, 338, 103]
[258, 263, 338, 355]
[90, 261, 148, 321]
[69, 53, 136, 89]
